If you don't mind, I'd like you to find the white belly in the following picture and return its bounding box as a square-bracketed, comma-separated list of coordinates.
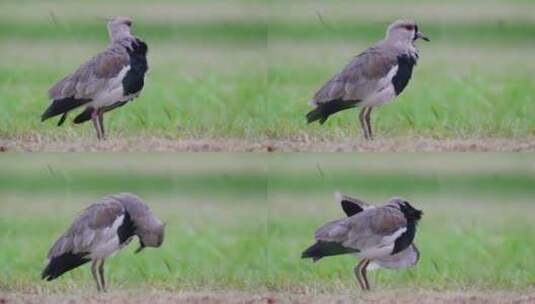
[89, 65, 131, 109]
[359, 84, 396, 107]
[87, 214, 127, 260]
[358, 243, 394, 260]
[89, 235, 121, 259]
[357, 226, 407, 260]
[91, 87, 125, 108]
[359, 64, 398, 107]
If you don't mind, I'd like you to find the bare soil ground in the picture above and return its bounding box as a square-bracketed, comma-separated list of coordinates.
[1, 135, 535, 152]
[1, 289, 534, 304]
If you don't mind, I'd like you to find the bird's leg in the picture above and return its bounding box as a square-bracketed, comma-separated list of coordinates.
[353, 259, 371, 291]
[98, 259, 107, 292]
[358, 108, 370, 140]
[98, 111, 106, 140]
[361, 259, 371, 290]
[353, 262, 365, 290]
[364, 107, 373, 140]
[91, 260, 102, 292]
[91, 109, 102, 140]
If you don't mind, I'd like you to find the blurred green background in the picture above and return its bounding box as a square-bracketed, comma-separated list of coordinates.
[0, 0, 267, 141]
[0, 0, 534, 144]
[1, 154, 534, 292]
[0, 154, 268, 292]
[267, 0, 535, 139]
[266, 154, 535, 291]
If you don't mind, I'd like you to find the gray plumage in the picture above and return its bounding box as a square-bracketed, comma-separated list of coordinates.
[302, 193, 422, 290]
[373, 243, 419, 270]
[314, 203, 406, 251]
[42, 16, 149, 140]
[306, 20, 429, 140]
[41, 192, 165, 291]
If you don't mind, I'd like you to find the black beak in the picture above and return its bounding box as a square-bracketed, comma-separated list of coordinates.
[416, 31, 430, 42]
[134, 241, 145, 254]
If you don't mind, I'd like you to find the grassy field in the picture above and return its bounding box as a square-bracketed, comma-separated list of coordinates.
[0, 154, 268, 292]
[267, 0, 535, 141]
[266, 154, 535, 292]
[0, 0, 534, 151]
[1, 154, 534, 303]
[0, 0, 268, 146]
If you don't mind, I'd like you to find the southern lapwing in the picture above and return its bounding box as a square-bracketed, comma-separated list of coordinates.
[41, 16, 149, 140]
[41, 193, 165, 291]
[306, 20, 429, 140]
[302, 192, 422, 290]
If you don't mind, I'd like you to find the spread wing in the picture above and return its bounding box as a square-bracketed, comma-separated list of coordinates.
[47, 46, 129, 101]
[45, 200, 126, 260]
[311, 43, 397, 105]
[314, 206, 407, 252]
[334, 191, 374, 217]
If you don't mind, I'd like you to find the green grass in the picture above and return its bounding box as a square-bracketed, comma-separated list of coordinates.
[0, 0, 534, 143]
[0, 0, 268, 140]
[0, 21, 266, 45]
[0, 154, 269, 292]
[1, 154, 534, 292]
[265, 154, 535, 290]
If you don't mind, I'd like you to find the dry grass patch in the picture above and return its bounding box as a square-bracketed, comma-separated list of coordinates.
[2, 289, 534, 304]
[2, 135, 535, 152]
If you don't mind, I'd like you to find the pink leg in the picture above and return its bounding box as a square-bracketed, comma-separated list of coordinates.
[364, 107, 373, 140]
[91, 109, 102, 140]
[359, 108, 370, 140]
[98, 112, 106, 140]
[353, 259, 371, 290]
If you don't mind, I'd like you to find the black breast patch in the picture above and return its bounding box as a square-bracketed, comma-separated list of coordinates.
[122, 39, 148, 96]
[392, 221, 416, 255]
[117, 211, 136, 245]
[391, 54, 417, 96]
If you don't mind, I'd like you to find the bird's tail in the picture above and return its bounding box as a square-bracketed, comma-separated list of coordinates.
[41, 252, 91, 281]
[301, 241, 358, 262]
[306, 99, 357, 124]
[74, 101, 129, 124]
[73, 107, 93, 124]
[41, 97, 91, 122]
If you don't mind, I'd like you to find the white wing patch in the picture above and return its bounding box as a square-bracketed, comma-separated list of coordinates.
[358, 227, 407, 260]
[90, 65, 131, 108]
[334, 191, 344, 203]
[370, 244, 420, 270]
[333, 191, 375, 211]
[385, 65, 399, 82]
[359, 65, 398, 107]
[89, 214, 125, 259]
[382, 227, 407, 245]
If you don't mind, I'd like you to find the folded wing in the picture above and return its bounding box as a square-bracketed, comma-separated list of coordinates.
[42, 47, 129, 121]
[41, 200, 125, 280]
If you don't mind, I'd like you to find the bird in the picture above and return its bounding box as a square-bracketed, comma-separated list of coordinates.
[302, 192, 422, 290]
[306, 20, 429, 140]
[41, 16, 149, 140]
[41, 193, 165, 292]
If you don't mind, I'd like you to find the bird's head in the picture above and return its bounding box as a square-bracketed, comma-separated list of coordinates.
[388, 197, 423, 222]
[115, 192, 165, 254]
[107, 16, 134, 42]
[386, 20, 430, 45]
[135, 220, 166, 254]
